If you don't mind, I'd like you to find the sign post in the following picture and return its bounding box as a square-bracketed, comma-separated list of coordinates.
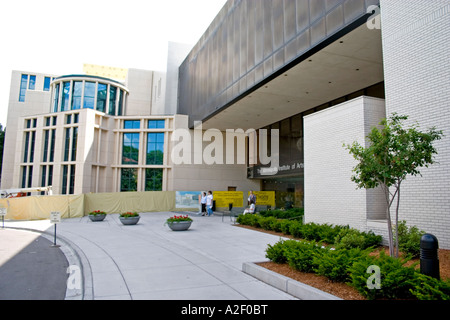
[50, 211, 61, 247]
[0, 208, 6, 229]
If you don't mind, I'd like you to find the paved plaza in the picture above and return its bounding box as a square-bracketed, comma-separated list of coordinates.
[2, 212, 296, 300]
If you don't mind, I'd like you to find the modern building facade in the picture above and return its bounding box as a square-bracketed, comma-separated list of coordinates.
[2, 1, 449, 248]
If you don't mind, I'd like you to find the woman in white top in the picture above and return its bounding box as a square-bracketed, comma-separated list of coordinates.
[200, 192, 207, 216]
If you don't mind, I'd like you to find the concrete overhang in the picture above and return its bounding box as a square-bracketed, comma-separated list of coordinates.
[201, 24, 383, 131]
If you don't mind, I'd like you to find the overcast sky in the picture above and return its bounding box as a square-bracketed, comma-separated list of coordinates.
[0, 0, 227, 127]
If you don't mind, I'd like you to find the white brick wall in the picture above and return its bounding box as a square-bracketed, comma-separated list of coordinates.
[304, 96, 386, 231]
[380, 0, 450, 249]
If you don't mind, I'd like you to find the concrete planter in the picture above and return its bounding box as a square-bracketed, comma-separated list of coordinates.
[168, 221, 192, 231]
[119, 216, 140, 225]
[89, 214, 106, 222]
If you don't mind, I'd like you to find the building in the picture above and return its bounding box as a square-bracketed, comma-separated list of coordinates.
[2, 1, 449, 248]
[175, 0, 450, 248]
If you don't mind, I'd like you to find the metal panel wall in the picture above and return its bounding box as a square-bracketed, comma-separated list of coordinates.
[178, 0, 380, 128]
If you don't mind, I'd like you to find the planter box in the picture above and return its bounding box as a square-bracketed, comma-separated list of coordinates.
[89, 214, 106, 222]
[119, 216, 140, 225]
[168, 221, 192, 231]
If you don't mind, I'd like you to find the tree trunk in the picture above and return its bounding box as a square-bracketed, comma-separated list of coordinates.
[383, 184, 395, 257]
[394, 184, 401, 258]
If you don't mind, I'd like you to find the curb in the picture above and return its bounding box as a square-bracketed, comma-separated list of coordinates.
[242, 262, 342, 300]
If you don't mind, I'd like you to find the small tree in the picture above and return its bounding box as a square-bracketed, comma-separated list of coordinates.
[345, 114, 443, 257]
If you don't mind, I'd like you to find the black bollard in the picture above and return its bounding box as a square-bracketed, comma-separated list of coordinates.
[420, 234, 440, 280]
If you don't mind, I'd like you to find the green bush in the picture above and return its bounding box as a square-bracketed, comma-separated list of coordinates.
[259, 208, 304, 220]
[394, 221, 425, 258]
[313, 247, 371, 283]
[285, 241, 323, 273]
[335, 229, 382, 250]
[349, 251, 418, 300]
[410, 274, 450, 300]
[266, 240, 291, 264]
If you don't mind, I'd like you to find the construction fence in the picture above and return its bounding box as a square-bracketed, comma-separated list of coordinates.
[0, 191, 176, 220]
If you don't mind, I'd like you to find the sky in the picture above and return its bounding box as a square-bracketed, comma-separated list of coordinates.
[0, 0, 227, 127]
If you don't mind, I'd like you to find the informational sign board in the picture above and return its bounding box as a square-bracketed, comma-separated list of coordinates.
[213, 191, 244, 208]
[249, 191, 276, 207]
[50, 211, 61, 224]
[0, 208, 6, 217]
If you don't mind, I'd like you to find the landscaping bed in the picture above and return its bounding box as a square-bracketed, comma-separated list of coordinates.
[235, 210, 450, 300]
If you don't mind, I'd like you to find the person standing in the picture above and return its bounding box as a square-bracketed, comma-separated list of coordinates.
[206, 191, 214, 216]
[200, 192, 207, 216]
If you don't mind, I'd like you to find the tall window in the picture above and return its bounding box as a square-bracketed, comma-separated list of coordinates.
[146, 133, 164, 165]
[121, 168, 137, 192]
[61, 81, 71, 111]
[118, 90, 124, 116]
[145, 169, 163, 191]
[71, 81, 82, 110]
[19, 74, 28, 102]
[83, 82, 96, 109]
[109, 86, 117, 115]
[97, 83, 107, 112]
[28, 75, 36, 90]
[122, 133, 140, 165]
[43, 77, 51, 91]
[53, 83, 60, 112]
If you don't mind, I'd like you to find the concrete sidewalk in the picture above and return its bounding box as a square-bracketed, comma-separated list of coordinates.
[4, 212, 296, 300]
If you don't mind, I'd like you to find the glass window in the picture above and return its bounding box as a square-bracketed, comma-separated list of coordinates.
[97, 83, 107, 112]
[118, 90, 124, 116]
[62, 165, 68, 195]
[109, 86, 117, 115]
[29, 131, 36, 163]
[148, 120, 165, 129]
[121, 168, 137, 192]
[43, 77, 51, 91]
[64, 128, 71, 162]
[19, 74, 28, 102]
[69, 165, 76, 194]
[124, 120, 140, 129]
[49, 129, 56, 162]
[61, 81, 71, 111]
[28, 75, 36, 90]
[43, 130, 49, 162]
[146, 133, 164, 165]
[83, 82, 96, 109]
[53, 83, 60, 112]
[145, 169, 163, 191]
[71, 81, 82, 110]
[71, 127, 78, 161]
[23, 132, 30, 163]
[122, 133, 140, 165]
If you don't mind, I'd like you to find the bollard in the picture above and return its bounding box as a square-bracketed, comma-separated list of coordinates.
[420, 234, 440, 280]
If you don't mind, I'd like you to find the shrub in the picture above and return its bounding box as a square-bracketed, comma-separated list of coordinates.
[285, 241, 323, 273]
[410, 274, 450, 300]
[394, 221, 425, 258]
[260, 208, 304, 220]
[349, 251, 418, 300]
[335, 228, 382, 250]
[266, 240, 290, 264]
[313, 247, 370, 283]
[288, 221, 304, 238]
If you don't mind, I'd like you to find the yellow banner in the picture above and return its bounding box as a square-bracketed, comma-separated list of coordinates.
[213, 191, 244, 208]
[249, 191, 275, 207]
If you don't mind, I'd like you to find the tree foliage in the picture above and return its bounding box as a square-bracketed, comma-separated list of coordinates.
[344, 114, 443, 257]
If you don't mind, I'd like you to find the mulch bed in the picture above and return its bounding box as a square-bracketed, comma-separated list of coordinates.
[236, 224, 450, 300]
